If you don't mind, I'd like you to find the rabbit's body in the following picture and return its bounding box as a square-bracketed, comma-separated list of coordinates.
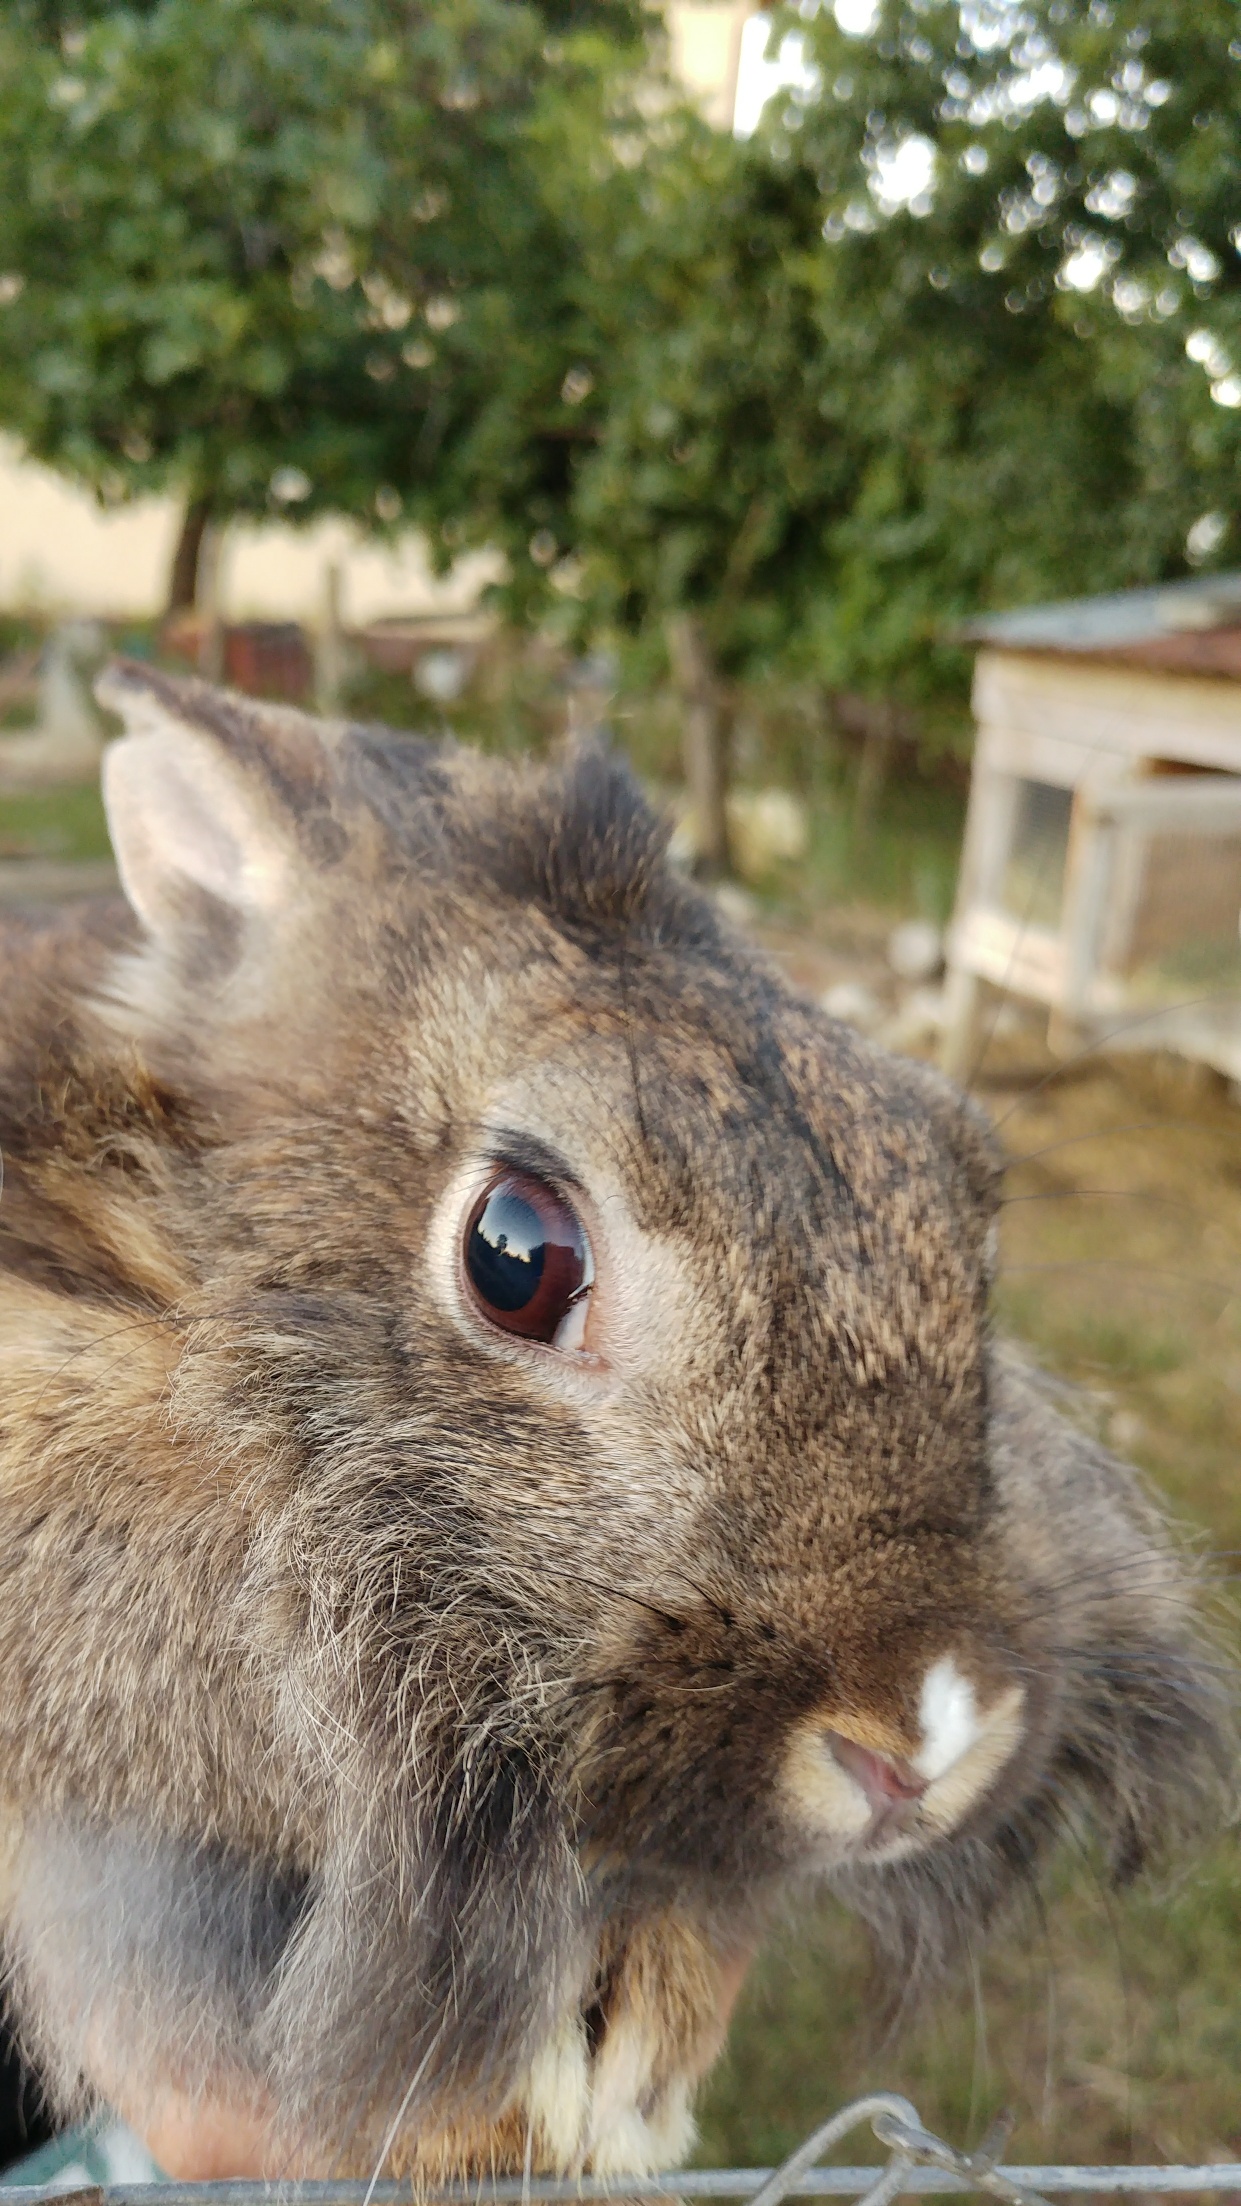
[0, 666, 1226, 2177]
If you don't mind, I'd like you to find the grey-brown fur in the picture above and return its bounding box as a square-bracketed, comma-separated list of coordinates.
[0, 664, 1228, 2175]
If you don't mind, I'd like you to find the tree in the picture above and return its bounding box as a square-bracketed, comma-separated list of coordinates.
[562, 124, 861, 860]
[541, 0, 1241, 832]
[568, 8, 1237, 694]
[0, 0, 645, 608]
[762, 0, 1241, 621]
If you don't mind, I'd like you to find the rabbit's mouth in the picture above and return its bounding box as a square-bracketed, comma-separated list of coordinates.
[782, 1655, 1028, 1864]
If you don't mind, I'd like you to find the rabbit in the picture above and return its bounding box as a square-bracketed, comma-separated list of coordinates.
[0, 659, 1229, 2182]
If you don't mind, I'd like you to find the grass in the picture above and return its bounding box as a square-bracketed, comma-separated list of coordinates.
[0, 782, 111, 862]
[699, 1842, 1241, 2173]
[789, 769, 965, 925]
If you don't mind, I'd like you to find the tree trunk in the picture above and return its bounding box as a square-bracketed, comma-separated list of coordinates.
[665, 612, 731, 877]
[166, 495, 214, 615]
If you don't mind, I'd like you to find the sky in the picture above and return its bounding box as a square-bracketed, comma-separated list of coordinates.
[733, 0, 879, 137]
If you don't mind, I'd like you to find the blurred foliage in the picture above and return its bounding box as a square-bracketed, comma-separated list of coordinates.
[421, 0, 1241, 715]
[570, 0, 1241, 714]
[0, 0, 647, 586]
[3, 1, 1241, 727]
[743, 0, 1241, 687]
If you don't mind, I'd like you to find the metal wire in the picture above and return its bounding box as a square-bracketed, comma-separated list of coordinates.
[4, 2094, 1240, 2206]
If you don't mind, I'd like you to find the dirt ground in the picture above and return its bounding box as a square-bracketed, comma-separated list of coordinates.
[698, 912, 1241, 2179]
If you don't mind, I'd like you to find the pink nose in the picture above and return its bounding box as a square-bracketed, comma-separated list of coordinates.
[827, 1733, 928, 1816]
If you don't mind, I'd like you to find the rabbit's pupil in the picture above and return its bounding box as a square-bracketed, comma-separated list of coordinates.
[464, 1171, 593, 1345]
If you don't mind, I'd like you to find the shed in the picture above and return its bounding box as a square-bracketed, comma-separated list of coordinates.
[941, 572, 1241, 1085]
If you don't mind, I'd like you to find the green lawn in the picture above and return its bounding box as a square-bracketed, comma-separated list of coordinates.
[0, 782, 111, 863]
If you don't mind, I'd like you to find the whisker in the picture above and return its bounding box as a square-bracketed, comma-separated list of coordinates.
[999, 1257, 1236, 1302]
[990, 989, 1238, 1134]
[23, 1302, 196, 1415]
[18, 1299, 297, 1419]
[993, 1549, 1241, 1628]
[1044, 1811, 1138, 2160]
[964, 1931, 991, 2147]
[1013, 1561, 1241, 1619]
[1004, 1118, 1206, 1170]
[362, 2040, 437, 2206]
[1023, 1850, 1059, 2146]
[535, 1564, 688, 1634]
[1002, 1624, 1238, 1679]
[1010, 1556, 1212, 1604]
[616, 935, 651, 1156]
[998, 1188, 1220, 1231]
[659, 1564, 737, 1626]
[1054, 1648, 1238, 1678]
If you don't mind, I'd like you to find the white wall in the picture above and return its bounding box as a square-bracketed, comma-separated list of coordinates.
[666, 0, 752, 129]
[0, 441, 179, 617]
[0, 439, 499, 626]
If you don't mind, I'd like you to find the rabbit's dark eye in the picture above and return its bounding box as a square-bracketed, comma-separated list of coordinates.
[464, 1171, 594, 1348]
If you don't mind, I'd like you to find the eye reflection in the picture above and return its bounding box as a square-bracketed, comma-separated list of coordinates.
[464, 1170, 593, 1345]
[469, 1184, 547, 1311]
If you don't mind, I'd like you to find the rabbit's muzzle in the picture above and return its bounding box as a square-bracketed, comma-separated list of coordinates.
[784, 1654, 1027, 1861]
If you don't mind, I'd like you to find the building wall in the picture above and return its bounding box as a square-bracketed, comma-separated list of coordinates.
[0, 439, 500, 626]
[666, 0, 752, 129]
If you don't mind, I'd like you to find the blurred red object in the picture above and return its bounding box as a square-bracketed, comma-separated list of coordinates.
[160, 614, 312, 701]
[223, 622, 312, 699]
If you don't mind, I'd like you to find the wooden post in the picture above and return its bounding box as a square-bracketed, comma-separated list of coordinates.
[665, 612, 730, 876]
[853, 700, 895, 837]
[1048, 789, 1116, 1057]
[196, 523, 226, 682]
[940, 755, 1021, 1085]
[315, 560, 346, 715]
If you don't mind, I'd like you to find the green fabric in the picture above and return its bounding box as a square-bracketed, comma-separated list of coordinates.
[5, 2118, 162, 2188]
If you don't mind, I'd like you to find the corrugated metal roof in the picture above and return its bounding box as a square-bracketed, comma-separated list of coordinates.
[960, 571, 1241, 673]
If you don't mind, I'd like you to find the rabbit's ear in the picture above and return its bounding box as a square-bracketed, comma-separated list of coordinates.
[96, 661, 333, 952]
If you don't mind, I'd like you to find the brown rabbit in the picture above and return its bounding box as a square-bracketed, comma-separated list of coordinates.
[0, 662, 1228, 2180]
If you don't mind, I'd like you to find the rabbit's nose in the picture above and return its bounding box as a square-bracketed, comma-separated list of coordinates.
[826, 1734, 928, 1816]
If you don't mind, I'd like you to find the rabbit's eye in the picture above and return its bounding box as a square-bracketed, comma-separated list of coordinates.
[464, 1170, 594, 1349]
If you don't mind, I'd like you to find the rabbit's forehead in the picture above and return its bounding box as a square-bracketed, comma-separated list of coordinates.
[452, 1012, 990, 1400]
[454, 974, 992, 1262]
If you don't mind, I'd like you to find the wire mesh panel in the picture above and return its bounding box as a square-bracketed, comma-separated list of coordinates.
[3, 2096, 1240, 2206]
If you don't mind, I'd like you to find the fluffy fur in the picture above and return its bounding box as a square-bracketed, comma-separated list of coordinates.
[0, 665, 1228, 2177]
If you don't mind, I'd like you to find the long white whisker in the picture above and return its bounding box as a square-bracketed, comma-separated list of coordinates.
[362, 2039, 437, 2206]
